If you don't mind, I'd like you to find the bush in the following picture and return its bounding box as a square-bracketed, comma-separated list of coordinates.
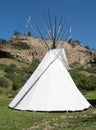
[4, 64, 18, 73]
[69, 70, 96, 91]
[11, 60, 40, 91]
[12, 81, 21, 91]
[0, 64, 7, 70]
[23, 60, 39, 78]
[0, 88, 4, 95]
[77, 76, 90, 90]
[0, 38, 6, 44]
[0, 77, 10, 88]
[86, 63, 96, 73]
[88, 76, 96, 90]
[9, 63, 17, 68]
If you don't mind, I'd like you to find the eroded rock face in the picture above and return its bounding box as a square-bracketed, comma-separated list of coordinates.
[64, 41, 94, 65]
[0, 36, 96, 65]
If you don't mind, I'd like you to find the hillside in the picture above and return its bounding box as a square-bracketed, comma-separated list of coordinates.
[0, 36, 96, 97]
[0, 36, 96, 66]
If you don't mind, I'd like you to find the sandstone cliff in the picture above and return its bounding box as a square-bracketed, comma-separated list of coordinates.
[0, 36, 95, 66]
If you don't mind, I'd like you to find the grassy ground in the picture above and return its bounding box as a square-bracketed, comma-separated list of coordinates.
[0, 91, 96, 130]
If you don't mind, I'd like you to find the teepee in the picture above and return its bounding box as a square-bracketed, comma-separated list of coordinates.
[9, 11, 91, 111]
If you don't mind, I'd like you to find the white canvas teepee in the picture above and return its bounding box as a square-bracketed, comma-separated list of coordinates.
[9, 48, 91, 111]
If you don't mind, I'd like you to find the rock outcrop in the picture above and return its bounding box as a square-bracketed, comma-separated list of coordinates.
[0, 36, 95, 65]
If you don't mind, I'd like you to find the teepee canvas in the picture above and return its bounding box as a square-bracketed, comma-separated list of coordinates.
[9, 49, 91, 111]
[9, 11, 91, 111]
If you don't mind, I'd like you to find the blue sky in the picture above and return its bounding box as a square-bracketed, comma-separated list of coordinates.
[0, 0, 96, 49]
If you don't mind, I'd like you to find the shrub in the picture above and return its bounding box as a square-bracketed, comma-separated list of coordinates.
[4, 64, 18, 73]
[77, 76, 90, 90]
[11, 60, 40, 91]
[0, 38, 6, 44]
[0, 88, 4, 94]
[14, 30, 20, 36]
[86, 63, 96, 73]
[23, 60, 39, 78]
[12, 81, 21, 91]
[0, 77, 10, 88]
[85, 46, 90, 49]
[0, 64, 7, 70]
[9, 63, 17, 68]
[88, 76, 96, 90]
[69, 70, 96, 91]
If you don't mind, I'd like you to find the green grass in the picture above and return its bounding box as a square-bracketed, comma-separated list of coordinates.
[85, 91, 96, 99]
[0, 62, 96, 129]
[0, 94, 96, 130]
